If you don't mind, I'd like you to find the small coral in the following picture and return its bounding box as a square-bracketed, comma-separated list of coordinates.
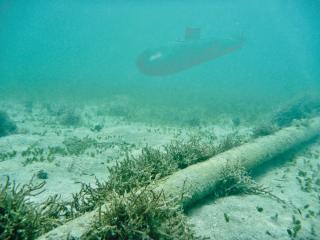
[0, 111, 17, 137]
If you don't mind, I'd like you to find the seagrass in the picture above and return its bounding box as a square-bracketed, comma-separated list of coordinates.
[37, 117, 320, 240]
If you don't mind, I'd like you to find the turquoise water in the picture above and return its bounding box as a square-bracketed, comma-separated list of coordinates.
[1, 2, 320, 239]
[1, 0, 319, 122]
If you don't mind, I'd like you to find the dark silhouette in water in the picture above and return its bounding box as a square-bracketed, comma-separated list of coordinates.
[137, 28, 244, 76]
[0, 111, 17, 137]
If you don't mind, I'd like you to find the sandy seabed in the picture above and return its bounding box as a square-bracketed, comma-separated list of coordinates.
[0, 101, 319, 240]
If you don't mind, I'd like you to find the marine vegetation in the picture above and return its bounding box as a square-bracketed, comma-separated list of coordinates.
[252, 95, 320, 137]
[57, 133, 254, 239]
[21, 144, 54, 166]
[271, 95, 320, 128]
[0, 150, 17, 162]
[287, 215, 302, 239]
[0, 177, 65, 240]
[68, 133, 247, 215]
[59, 110, 82, 126]
[2, 132, 269, 240]
[107, 101, 135, 120]
[85, 187, 195, 240]
[20, 136, 134, 166]
[252, 122, 278, 138]
[214, 162, 270, 198]
[0, 111, 17, 137]
[43, 103, 82, 126]
[82, 162, 267, 240]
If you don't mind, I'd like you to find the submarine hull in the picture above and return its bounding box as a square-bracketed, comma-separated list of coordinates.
[136, 38, 244, 76]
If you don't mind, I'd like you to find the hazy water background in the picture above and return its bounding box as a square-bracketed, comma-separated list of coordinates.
[1, 0, 319, 123]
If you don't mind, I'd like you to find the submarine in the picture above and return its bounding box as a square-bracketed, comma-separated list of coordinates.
[136, 28, 244, 76]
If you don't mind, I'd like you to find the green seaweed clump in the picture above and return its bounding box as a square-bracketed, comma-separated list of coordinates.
[165, 134, 244, 169]
[0, 111, 17, 137]
[0, 150, 17, 162]
[287, 215, 302, 239]
[214, 162, 269, 198]
[61, 134, 247, 239]
[63, 136, 95, 156]
[253, 95, 320, 137]
[271, 96, 320, 127]
[62, 136, 121, 157]
[21, 144, 55, 166]
[107, 147, 173, 194]
[1, 132, 260, 239]
[107, 96, 135, 120]
[85, 187, 195, 240]
[0, 177, 64, 240]
[59, 110, 82, 126]
[67, 133, 247, 216]
[66, 147, 175, 218]
[252, 123, 278, 137]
